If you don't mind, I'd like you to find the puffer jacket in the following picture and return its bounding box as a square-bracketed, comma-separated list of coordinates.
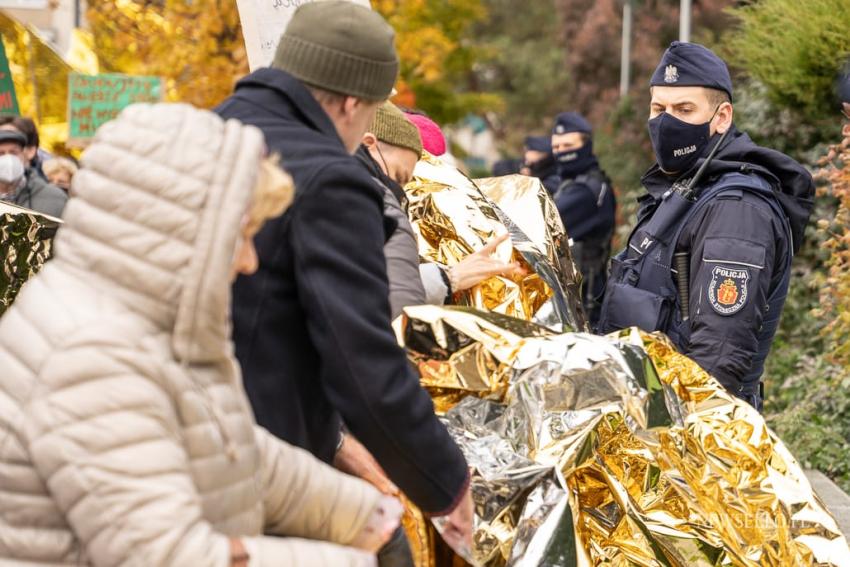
[0, 104, 382, 566]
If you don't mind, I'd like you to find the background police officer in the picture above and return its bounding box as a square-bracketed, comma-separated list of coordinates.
[598, 42, 815, 411]
[520, 135, 560, 194]
[551, 112, 616, 327]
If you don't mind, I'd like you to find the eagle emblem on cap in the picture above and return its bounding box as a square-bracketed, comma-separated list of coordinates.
[664, 64, 679, 84]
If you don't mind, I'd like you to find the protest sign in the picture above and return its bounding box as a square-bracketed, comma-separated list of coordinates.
[0, 38, 19, 115]
[67, 73, 162, 142]
[236, 0, 371, 71]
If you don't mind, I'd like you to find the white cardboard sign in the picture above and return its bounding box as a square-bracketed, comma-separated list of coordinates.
[237, 0, 372, 71]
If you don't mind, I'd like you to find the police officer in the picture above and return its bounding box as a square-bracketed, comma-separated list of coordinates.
[520, 135, 560, 194]
[551, 112, 616, 327]
[598, 42, 815, 411]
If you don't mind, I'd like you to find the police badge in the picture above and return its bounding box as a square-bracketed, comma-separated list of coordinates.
[708, 265, 748, 315]
[664, 64, 679, 84]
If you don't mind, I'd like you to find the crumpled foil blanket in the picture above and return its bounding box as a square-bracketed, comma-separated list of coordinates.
[0, 202, 59, 316]
[397, 305, 850, 567]
[404, 154, 585, 333]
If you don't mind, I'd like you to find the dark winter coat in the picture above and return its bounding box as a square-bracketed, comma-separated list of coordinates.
[215, 68, 468, 515]
[630, 126, 813, 389]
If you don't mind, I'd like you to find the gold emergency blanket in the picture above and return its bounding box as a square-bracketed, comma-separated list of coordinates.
[397, 305, 850, 566]
[0, 202, 58, 316]
[0, 11, 79, 153]
[404, 155, 586, 333]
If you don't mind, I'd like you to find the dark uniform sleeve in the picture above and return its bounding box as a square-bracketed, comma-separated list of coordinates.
[290, 162, 469, 515]
[682, 191, 784, 389]
[556, 182, 602, 241]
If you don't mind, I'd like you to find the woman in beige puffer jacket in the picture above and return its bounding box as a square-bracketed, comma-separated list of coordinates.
[0, 104, 398, 566]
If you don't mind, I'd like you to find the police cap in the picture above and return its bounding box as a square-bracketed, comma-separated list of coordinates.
[552, 112, 592, 136]
[524, 135, 552, 153]
[650, 41, 733, 101]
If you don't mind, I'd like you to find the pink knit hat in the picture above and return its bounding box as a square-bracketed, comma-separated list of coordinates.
[404, 112, 446, 156]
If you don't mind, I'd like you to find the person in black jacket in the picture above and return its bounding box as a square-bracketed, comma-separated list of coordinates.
[598, 42, 814, 411]
[550, 112, 616, 327]
[215, 1, 473, 558]
[520, 135, 560, 194]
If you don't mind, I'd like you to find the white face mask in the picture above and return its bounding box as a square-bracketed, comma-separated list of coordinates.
[0, 154, 25, 186]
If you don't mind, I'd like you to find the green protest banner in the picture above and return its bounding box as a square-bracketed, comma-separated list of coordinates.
[0, 38, 20, 115]
[68, 73, 162, 142]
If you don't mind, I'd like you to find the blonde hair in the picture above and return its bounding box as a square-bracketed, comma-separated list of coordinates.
[43, 157, 78, 179]
[246, 155, 294, 235]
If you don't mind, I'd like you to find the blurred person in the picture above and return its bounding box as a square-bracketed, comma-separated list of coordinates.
[43, 156, 78, 193]
[0, 103, 402, 566]
[359, 102, 523, 320]
[492, 157, 521, 176]
[215, 1, 473, 557]
[598, 42, 814, 412]
[550, 112, 616, 327]
[402, 109, 447, 156]
[520, 135, 559, 194]
[0, 129, 67, 217]
[0, 115, 49, 179]
[402, 108, 469, 170]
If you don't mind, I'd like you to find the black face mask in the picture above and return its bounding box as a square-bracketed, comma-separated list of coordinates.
[527, 152, 556, 179]
[647, 111, 716, 174]
[555, 141, 595, 179]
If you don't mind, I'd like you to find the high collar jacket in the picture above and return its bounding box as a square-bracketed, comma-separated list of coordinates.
[216, 69, 469, 515]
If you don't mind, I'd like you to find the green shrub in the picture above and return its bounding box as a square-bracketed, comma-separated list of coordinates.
[725, 0, 850, 121]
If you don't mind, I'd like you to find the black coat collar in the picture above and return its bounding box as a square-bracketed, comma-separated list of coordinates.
[234, 68, 344, 148]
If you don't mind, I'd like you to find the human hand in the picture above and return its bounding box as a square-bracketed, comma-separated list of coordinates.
[349, 494, 404, 553]
[447, 233, 526, 292]
[333, 433, 399, 496]
[434, 485, 474, 559]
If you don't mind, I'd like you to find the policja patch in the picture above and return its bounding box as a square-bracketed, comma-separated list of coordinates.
[708, 265, 749, 315]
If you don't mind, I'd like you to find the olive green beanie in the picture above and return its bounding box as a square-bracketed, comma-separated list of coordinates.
[271, 1, 399, 101]
[370, 102, 423, 155]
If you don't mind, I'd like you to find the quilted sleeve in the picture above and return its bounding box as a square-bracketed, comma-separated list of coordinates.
[254, 426, 381, 543]
[23, 329, 377, 567]
[23, 330, 235, 566]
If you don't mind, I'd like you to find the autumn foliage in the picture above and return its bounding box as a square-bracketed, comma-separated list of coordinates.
[86, 0, 248, 109]
[552, 0, 734, 129]
[374, 0, 500, 123]
[815, 127, 850, 365]
[84, 0, 497, 122]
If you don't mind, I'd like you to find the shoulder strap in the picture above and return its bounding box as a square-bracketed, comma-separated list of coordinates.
[663, 172, 792, 269]
[574, 170, 610, 208]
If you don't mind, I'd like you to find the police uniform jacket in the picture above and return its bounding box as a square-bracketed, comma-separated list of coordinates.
[622, 127, 813, 390]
